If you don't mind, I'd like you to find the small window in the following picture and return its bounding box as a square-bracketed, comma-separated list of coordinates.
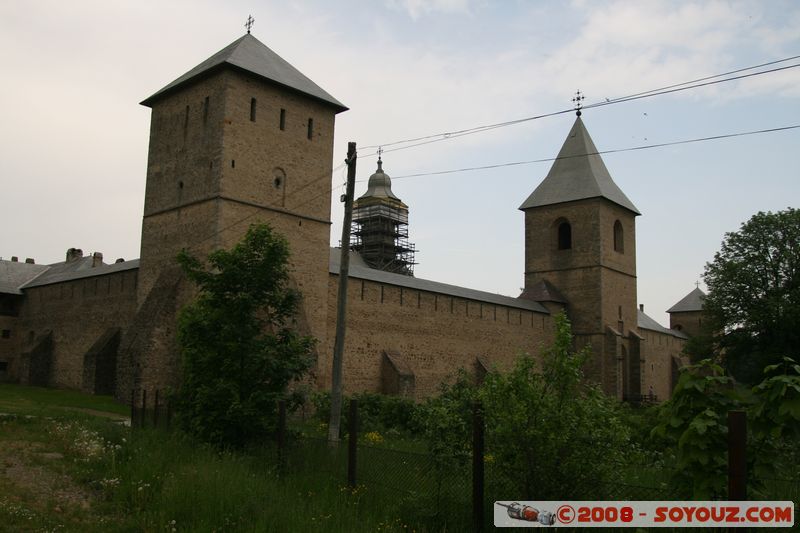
[184, 105, 190, 130]
[0, 361, 7, 373]
[557, 221, 572, 250]
[273, 167, 286, 189]
[307, 118, 314, 140]
[1, 329, 10, 339]
[231, 160, 235, 168]
[250, 98, 257, 122]
[279, 109, 286, 130]
[614, 220, 624, 253]
[203, 96, 209, 125]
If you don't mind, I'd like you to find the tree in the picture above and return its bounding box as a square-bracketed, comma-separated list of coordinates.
[652, 359, 749, 499]
[480, 313, 631, 499]
[175, 223, 315, 448]
[703, 208, 800, 385]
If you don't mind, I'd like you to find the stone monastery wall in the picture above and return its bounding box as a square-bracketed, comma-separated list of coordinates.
[18, 269, 138, 392]
[321, 273, 555, 398]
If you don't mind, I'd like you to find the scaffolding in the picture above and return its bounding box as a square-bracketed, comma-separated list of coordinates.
[351, 202, 417, 276]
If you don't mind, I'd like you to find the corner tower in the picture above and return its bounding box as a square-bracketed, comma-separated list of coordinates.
[124, 34, 347, 397]
[520, 116, 640, 398]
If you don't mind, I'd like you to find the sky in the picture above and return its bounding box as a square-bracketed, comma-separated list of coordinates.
[1, 0, 798, 325]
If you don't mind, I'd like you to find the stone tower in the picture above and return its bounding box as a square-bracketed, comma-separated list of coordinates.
[668, 287, 706, 338]
[119, 34, 347, 398]
[520, 116, 641, 398]
[351, 157, 416, 275]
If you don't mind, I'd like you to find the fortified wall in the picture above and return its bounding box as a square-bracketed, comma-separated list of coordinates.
[0, 32, 697, 404]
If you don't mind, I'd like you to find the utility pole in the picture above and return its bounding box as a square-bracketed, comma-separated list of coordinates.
[328, 141, 356, 445]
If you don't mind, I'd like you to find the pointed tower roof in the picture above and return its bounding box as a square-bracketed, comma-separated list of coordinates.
[519, 117, 640, 214]
[667, 287, 706, 313]
[141, 34, 347, 111]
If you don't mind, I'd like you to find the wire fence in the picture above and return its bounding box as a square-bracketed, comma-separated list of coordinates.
[130, 391, 799, 531]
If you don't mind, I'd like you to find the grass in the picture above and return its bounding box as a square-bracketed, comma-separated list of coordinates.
[0, 383, 130, 418]
[0, 385, 467, 532]
[2, 385, 796, 531]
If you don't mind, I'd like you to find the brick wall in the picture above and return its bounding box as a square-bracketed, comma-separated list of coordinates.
[18, 270, 138, 390]
[320, 274, 555, 399]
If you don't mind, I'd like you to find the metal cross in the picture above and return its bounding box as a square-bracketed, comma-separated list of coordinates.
[695, 281, 701, 289]
[377, 146, 383, 162]
[245, 15, 255, 34]
[572, 90, 585, 116]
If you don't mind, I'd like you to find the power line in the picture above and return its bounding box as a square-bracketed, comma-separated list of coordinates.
[178, 121, 798, 255]
[386, 124, 800, 181]
[184, 163, 347, 253]
[595, 54, 800, 104]
[360, 55, 800, 154]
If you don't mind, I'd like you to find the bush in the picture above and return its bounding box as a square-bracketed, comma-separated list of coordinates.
[312, 391, 419, 436]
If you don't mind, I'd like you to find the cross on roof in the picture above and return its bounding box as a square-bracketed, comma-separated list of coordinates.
[695, 281, 701, 289]
[572, 90, 585, 116]
[245, 15, 255, 34]
[377, 146, 383, 163]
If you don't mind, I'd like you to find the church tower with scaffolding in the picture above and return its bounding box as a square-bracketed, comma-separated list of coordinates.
[351, 155, 416, 276]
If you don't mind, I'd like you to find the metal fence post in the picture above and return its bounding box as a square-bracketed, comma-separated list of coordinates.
[141, 389, 147, 429]
[348, 398, 358, 488]
[154, 389, 160, 428]
[728, 410, 747, 500]
[473, 400, 485, 532]
[277, 399, 287, 472]
[130, 388, 136, 429]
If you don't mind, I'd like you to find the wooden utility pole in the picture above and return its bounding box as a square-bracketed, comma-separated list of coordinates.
[328, 142, 357, 445]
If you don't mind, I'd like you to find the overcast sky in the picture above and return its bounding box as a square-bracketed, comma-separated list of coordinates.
[1, 0, 798, 325]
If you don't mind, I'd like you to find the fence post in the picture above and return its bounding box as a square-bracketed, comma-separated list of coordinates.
[141, 389, 147, 429]
[348, 398, 358, 488]
[130, 388, 136, 429]
[277, 400, 287, 473]
[728, 410, 747, 500]
[154, 389, 160, 429]
[473, 400, 485, 532]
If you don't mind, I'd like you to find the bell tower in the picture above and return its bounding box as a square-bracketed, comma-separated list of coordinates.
[519, 114, 641, 398]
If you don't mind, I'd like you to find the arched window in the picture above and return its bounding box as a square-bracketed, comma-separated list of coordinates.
[557, 221, 572, 250]
[613, 220, 624, 253]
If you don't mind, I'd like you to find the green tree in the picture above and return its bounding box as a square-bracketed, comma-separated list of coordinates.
[703, 208, 800, 384]
[652, 360, 750, 499]
[175, 223, 315, 448]
[480, 313, 631, 499]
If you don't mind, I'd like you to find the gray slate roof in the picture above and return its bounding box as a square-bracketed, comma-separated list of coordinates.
[141, 34, 347, 112]
[519, 117, 640, 214]
[638, 308, 688, 339]
[22, 259, 139, 289]
[0, 260, 49, 295]
[519, 279, 567, 303]
[329, 248, 549, 314]
[667, 287, 706, 313]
